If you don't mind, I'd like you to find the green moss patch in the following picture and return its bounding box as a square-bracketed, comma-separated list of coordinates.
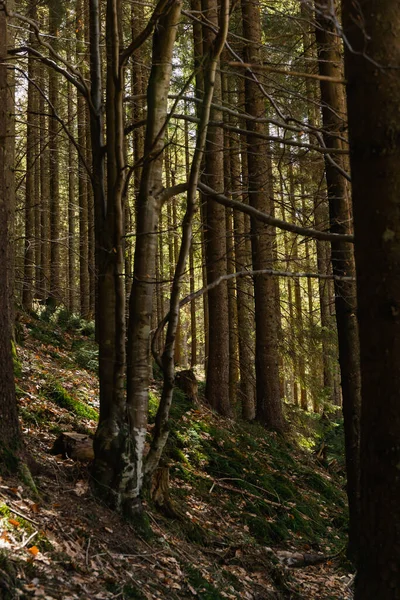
[42, 378, 98, 421]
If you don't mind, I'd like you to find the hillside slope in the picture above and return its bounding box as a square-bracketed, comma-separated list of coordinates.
[0, 311, 354, 599]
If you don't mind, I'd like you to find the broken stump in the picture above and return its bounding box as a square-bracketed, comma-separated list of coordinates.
[50, 432, 94, 461]
[175, 369, 198, 404]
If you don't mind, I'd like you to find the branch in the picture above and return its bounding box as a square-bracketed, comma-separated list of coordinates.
[151, 267, 355, 365]
[7, 9, 89, 97]
[229, 62, 346, 84]
[10, 46, 88, 98]
[198, 182, 354, 243]
[13, 66, 92, 179]
[120, 0, 175, 67]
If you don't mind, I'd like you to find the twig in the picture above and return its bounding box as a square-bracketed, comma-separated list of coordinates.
[85, 536, 91, 568]
[19, 530, 38, 549]
[5, 503, 39, 526]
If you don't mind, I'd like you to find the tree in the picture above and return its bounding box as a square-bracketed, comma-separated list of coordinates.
[0, 0, 21, 459]
[202, 0, 232, 418]
[314, 0, 361, 558]
[241, 0, 285, 431]
[342, 0, 400, 596]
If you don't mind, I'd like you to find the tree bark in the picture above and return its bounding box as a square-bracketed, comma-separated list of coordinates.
[0, 2, 21, 457]
[342, 0, 400, 595]
[241, 0, 285, 431]
[48, 0, 63, 304]
[315, 0, 361, 559]
[76, 0, 90, 319]
[22, 11, 36, 311]
[202, 0, 231, 417]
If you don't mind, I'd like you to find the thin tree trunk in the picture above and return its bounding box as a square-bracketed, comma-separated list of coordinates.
[48, 1, 62, 304]
[67, 42, 77, 314]
[315, 0, 360, 559]
[22, 13, 36, 311]
[241, 0, 285, 431]
[38, 59, 49, 301]
[202, 0, 231, 417]
[76, 0, 90, 319]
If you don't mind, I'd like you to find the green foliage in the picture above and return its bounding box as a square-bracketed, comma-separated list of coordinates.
[56, 309, 95, 338]
[28, 320, 66, 348]
[42, 377, 98, 421]
[73, 343, 99, 373]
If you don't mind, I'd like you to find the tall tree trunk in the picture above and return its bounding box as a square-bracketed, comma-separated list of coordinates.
[184, 116, 197, 367]
[202, 0, 231, 417]
[48, 0, 62, 304]
[67, 42, 77, 314]
[241, 0, 285, 431]
[38, 59, 49, 301]
[76, 0, 90, 319]
[22, 13, 36, 311]
[0, 1, 21, 456]
[315, 0, 360, 559]
[227, 83, 255, 418]
[93, 0, 182, 515]
[342, 0, 400, 595]
[146, 0, 229, 474]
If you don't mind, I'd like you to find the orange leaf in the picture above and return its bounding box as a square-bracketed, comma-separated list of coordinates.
[27, 546, 40, 556]
[8, 518, 20, 527]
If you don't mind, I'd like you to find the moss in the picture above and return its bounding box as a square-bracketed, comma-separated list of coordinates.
[302, 471, 344, 504]
[11, 341, 22, 378]
[185, 565, 224, 599]
[246, 514, 288, 544]
[127, 510, 154, 541]
[18, 462, 39, 498]
[43, 378, 98, 421]
[0, 504, 11, 517]
[0, 446, 20, 475]
[0, 551, 17, 600]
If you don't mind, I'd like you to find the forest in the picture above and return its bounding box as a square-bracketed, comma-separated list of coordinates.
[0, 0, 398, 597]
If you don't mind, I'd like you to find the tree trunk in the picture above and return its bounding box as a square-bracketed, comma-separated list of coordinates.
[48, 1, 63, 304]
[342, 0, 400, 595]
[38, 59, 49, 301]
[0, 2, 21, 458]
[22, 13, 36, 312]
[202, 0, 231, 417]
[241, 0, 285, 431]
[315, 0, 361, 559]
[76, 0, 90, 319]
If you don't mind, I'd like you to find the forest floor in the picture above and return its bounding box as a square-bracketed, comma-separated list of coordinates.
[0, 310, 354, 599]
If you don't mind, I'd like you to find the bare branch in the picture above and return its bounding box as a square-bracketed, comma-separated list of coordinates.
[198, 182, 354, 243]
[120, 0, 175, 67]
[229, 61, 346, 84]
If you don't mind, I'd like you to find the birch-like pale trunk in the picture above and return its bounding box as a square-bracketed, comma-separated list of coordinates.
[123, 0, 182, 514]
